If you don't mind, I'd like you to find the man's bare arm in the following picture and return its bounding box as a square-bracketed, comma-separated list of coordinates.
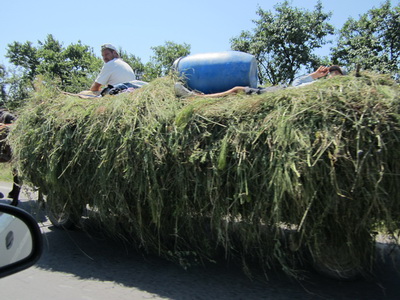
[90, 82, 102, 91]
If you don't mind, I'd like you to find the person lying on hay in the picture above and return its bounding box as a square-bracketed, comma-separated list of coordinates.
[174, 65, 344, 98]
[292, 65, 344, 87]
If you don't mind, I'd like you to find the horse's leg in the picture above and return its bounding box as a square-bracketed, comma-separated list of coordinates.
[8, 169, 21, 206]
[38, 189, 45, 208]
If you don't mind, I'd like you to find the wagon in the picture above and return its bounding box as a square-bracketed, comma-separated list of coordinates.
[8, 73, 400, 280]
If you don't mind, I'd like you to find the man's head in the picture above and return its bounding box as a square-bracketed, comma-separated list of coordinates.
[101, 44, 119, 63]
[328, 65, 344, 77]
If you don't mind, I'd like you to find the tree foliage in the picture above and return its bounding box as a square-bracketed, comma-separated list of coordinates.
[230, 0, 334, 85]
[6, 34, 102, 96]
[2, 1, 398, 108]
[0, 65, 6, 104]
[144, 41, 191, 81]
[2, 69, 33, 109]
[6, 41, 39, 82]
[331, 0, 400, 75]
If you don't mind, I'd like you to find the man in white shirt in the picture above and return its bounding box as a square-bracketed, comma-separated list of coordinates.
[90, 44, 136, 92]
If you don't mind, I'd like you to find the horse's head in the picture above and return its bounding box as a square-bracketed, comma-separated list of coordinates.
[0, 124, 12, 163]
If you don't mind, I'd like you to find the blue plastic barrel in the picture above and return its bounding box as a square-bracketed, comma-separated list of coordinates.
[173, 51, 258, 94]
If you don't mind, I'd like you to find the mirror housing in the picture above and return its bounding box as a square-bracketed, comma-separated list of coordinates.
[0, 203, 43, 278]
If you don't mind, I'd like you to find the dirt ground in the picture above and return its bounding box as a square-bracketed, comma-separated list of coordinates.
[1, 182, 399, 299]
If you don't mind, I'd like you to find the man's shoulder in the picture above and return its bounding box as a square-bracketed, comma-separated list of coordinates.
[110, 58, 127, 64]
[106, 58, 130, 68]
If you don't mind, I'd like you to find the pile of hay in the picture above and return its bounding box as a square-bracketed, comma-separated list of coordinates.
[9, 73, 400, 277]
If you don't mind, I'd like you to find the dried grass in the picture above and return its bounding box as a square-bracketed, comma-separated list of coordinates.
[9, 73, 400, 277]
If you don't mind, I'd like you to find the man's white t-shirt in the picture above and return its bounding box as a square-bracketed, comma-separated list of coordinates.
[95, 58, 136, 86]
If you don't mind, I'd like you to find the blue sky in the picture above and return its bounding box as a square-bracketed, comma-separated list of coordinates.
[0, 0, 396, 68]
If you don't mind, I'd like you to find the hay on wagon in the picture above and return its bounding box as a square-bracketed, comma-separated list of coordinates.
[9, 73, 400, 278]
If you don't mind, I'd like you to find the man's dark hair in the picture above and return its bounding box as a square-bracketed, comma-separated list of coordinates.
[329, 65, 344, 75]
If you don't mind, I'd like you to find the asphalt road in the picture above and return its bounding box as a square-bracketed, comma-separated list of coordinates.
[0, 182, 399, 300]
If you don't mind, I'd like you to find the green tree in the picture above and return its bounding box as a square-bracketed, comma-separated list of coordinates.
[3, 70, 33, 109]
[143, 61, 162, 82]
[118, 49, 145, 79]
[144, 41, 191, 81]
[331, 1, 400, 74]
[36, 35, 102, 90]
[6, 34, 101, 96]
[62, 42, 102, 89]
[0, 65, 6, 104]
[230, 0, 334, 84]
[6, 41, 39, 81]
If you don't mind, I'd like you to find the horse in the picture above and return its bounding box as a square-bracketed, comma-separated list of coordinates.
[0, 110, 21, 206]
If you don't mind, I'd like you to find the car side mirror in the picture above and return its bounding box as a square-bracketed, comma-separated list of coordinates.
[0, 203, 43, 278]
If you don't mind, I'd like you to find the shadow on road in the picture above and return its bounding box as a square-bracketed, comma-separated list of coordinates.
[2, 197, 400, 300]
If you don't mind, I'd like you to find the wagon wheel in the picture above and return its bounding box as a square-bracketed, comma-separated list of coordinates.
[308, 228, 373, 280]
[46, 195, 83, 229]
